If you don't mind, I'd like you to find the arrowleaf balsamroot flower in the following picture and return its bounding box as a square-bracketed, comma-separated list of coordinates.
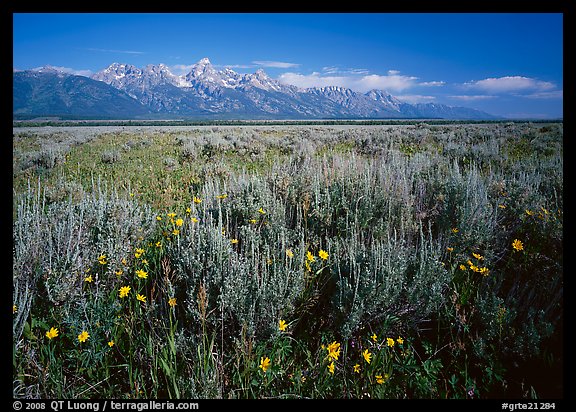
[328, 362, 335, 375]
[45, 327, 59, 340]
[326, 341, 341, 360]
[78, 331, 90, 343]
[363, 349, 372, 364]
[259, 356, 271, 373]
[119, 286, 131, 298]
[306, 251, 316, 263]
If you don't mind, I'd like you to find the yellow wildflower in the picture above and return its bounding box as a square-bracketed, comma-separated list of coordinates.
[168, 297, 177, 307]
[136, 269, 148, 279]
[318, 249, 329, 260]
[472, 252, 484, 260]
[278, 319, 287, 332]
[119, 286, 131, 298]
[258, 207, 266, 215]
[193, 196, 202, 204]
[216, 194, 228, 200]
[371, 333, 378, 342]
[175, 218, 184, 227]
[191, 217, 199, 224]
[259, 356, 271, 373]
[172, 229, 180, 236]
[353, 364, 361, 373]
[512, 239, 524, 251]
[328, 362, 335, 375]
[306, 251, 316, 262]
[326, 341, 341, 360]
[135, 248, 144, 258]
[397, 337, 404, 345]
[231, 238, 239, 244]
[78, 330, 90, 343]
[136, 294, 147, 303]
[84, 275, 93, 283]
[98, 254, 107, 265]
[452, 228, 459, 234]
[13, 304, 17, 314]
[286, 249, 294, 258]
[376, 374, 389, 384]
[108, 340, 115, 347]
[45, 327, 59, 340]
[386, 337, 395, 347]
[115, 269, 123, 276]
[363, 349, 372, 364]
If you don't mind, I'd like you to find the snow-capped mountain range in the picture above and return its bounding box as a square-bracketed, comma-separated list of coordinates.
[13, 58, 499, 120]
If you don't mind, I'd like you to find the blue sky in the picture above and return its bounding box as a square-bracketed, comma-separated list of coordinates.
[13, 13, 563, 119]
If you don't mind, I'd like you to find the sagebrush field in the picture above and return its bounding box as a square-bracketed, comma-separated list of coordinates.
[12, 121, 563, 399]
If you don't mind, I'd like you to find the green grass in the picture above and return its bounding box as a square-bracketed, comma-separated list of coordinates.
[13, 122, 563, 399]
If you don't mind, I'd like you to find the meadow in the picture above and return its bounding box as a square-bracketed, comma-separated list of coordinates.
[12, 121, 563, 399]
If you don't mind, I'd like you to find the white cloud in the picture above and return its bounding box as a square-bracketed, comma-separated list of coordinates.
[277, 70, 429, 93]
[395, 95, 436, 104]
[524, 90, 563, 99]
[448, 95, 498, 101]
[170, 64, 194, 75]
[278, 72, 346, 89]
[419, 81, 445, 87]
[463, 76, 556, 93]
[252, 60, 300, 69]
[85, 47, 145, 55]
[358, 73, 418, 92]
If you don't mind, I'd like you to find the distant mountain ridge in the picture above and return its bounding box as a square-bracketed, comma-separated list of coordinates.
[13, 58, 500, 120]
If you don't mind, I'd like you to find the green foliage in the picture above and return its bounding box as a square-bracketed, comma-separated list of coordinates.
[13, 122, 563, 398]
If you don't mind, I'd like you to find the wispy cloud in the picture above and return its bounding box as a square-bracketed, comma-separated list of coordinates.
[321, 66, 370, 76]
[85, 47, 146, 55]
[448, 95, 498, 101]
[524, 90, 563, 99]
[395, 95, 436, 104]
[463, 76, 556, 93]
[252, 60, 300, 69]
[170, 64, 194, 75]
